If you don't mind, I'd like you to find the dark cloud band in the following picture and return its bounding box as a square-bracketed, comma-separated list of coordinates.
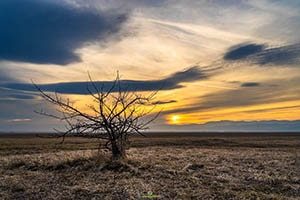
[0, 0, 127, 65]
[224, 43, 266, 60]
[224, 42, 300, 66]
[1, 66, 206, 95]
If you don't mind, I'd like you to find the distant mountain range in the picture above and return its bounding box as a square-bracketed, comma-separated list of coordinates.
[158, 120, 300, 132]
[1, 120, 300, 133]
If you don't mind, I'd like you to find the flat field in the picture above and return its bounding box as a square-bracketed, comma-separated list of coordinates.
[0, 133, 299, 199]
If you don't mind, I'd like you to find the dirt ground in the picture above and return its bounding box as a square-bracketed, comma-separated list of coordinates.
[0, 133, 299, 199]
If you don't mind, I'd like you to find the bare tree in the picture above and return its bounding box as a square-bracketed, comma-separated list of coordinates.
[34, 73, 160, 160]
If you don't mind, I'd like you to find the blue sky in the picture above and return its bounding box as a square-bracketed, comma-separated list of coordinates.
[0, 0, 300, 132]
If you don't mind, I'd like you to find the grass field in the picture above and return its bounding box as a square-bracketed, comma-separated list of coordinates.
[0, 133, 299, 199]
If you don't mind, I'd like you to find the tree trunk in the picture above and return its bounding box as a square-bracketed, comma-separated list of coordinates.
[111, 140, 126, 160]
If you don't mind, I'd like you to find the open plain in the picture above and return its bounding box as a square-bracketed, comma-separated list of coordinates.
[0, 133, 299, 200]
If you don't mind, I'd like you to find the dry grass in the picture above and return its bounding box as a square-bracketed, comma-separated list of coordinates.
[0, 133, 299, 199]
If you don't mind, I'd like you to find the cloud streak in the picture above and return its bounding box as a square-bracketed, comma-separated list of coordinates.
[240, 82, 261, 87]
[7, 118, 32, 123]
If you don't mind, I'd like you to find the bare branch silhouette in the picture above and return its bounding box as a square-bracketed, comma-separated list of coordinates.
[33, 73, 160, 160]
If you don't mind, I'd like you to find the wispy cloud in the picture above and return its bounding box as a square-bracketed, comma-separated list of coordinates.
[0, 88, 36, 100]
[7, 118, 32, 123]
[163, 77, 300, 115]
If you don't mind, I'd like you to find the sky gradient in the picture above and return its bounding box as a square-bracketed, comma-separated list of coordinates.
[0, 0, 300, 132]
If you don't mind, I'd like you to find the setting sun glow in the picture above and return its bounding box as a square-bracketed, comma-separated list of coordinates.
[171, 115, 181, 124]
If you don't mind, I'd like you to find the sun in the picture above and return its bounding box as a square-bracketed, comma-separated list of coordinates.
[171, 115, 181, 124]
